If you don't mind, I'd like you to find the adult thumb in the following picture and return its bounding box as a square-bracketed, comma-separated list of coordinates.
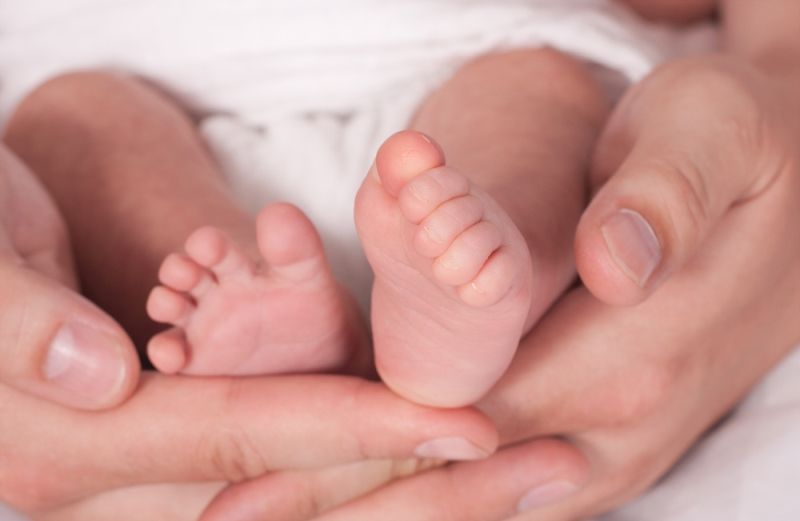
[575, 60, 785, 305]
[0, 263, 140, 409]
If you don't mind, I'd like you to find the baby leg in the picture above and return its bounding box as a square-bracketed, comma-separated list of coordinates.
[356, 49, 609, 406]
[5, 72, 366, 376]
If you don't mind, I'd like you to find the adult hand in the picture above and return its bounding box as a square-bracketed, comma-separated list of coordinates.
[0, 146, 141, 411]
[0, 370, 497, 520]
[203, 54, 800, 520]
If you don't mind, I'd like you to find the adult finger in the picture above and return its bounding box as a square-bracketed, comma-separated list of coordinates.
[313, 439, 588, 521]
[484, 150, 800, 441]
[575, 57, 790, 304]
[1, 372, 497, 511]
[200, 459, 445, 521]
[38, 482, 224, 521]
[0, 262, 140, 410]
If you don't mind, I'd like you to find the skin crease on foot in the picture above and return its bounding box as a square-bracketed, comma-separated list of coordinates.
[356, 130, 534, 408]
[146, 202, 363, 376]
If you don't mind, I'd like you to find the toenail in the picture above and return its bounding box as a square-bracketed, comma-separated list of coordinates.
[469, 281, 485, 294]
[369, 162, 382, 183]
[44, 322, 127, 401]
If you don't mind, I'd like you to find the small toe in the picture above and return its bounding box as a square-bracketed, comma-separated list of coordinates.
[457, 247, 518, 307]
[374, 131, 446, 197]
[147, 286, 195, 326]
[185, 226, 254, 280]
[159, 253, 206, 292]
[432, 221, 503, 286]
[398, 167, 471, 223]
[257, 203, 330, 283]
[413, 194, 484, 258]
[148, 328, 189, 374]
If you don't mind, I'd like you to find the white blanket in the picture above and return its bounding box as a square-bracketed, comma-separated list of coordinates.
[1, 1, 796, 520]
[0, 0, 714, 307]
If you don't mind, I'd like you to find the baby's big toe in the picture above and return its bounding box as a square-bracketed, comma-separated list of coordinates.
[256, 202, 330, 283]
[375, 131, 445, 197]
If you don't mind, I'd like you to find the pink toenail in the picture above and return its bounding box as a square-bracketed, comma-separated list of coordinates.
[369, 162, 382, 183]
[416, 132, 446, 160]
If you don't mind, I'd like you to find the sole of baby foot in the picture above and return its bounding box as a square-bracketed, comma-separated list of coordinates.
[355, 130, 533, 407]
[146, 202, 361, 376]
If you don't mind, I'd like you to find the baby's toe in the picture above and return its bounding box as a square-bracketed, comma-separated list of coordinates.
[432, 221, 503, 286]
[413, 194, 484, 258]
[185, 226, 254, 280]
[374, 131, 445, 197]
[257, 203, 330, 283]
[458, 247, 518, 307]
[146, 286, 195, 326]
[398, 167, 471, 224]
[147, 328, 189, 374]
[159, 253, 206, 292]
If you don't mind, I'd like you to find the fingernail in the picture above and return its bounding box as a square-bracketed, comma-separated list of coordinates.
[43, 322, 126, 400]
[601, 209, 661, 287]
[415, 437, 491, 461]
[517, 480, 580, 512]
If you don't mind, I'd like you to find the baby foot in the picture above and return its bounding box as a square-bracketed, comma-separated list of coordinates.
[146, 203, 360, 376]
[355, 131, 533, 407]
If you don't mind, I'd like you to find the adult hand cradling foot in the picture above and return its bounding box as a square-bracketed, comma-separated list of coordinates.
[2, 0, 800, 520]
[202, 11, 800, 521]
[0, 147, 140, 411]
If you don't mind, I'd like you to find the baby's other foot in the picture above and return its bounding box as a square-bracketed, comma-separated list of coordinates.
[147, 203, 361, 375]
[355, 131, 533, 407]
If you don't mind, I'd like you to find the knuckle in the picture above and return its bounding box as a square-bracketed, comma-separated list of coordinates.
[205, 424, 267, 483]
[645, 59, 779, 188]
[635, 154, 712, 261]
[654, 58, 759, 116]
[201, 381, 268, 482]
